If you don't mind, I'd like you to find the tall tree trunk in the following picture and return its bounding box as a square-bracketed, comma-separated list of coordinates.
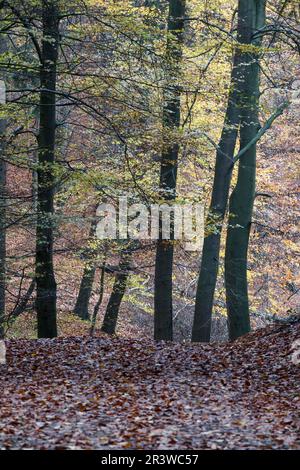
[154, 0, 186, 341]
[90, 260, 106, 335]
[36, 1, 59, 338]
[192, 0, 252, 342]
[225, 0, 266, 341]
[74, 208, 98, 320]
[0, 79, 6, 339]
[101, 250, 131, 335]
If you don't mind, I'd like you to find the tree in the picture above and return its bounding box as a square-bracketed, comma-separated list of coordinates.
[0, 0, 297, 343]
[192, 0, 251, 342]
[101, 248, 131, 336]
[90, 259, 106, 336]
[74, 205, 98, 320]
[154, 0, 186, 341]
[225, 0, 267, 340]
[0, 79, 6, 339]
[36, 0, 59, 338]
[0, 12, 9, 340]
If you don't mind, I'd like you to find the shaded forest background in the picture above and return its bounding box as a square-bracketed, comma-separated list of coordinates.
[0, 0, 299, 342]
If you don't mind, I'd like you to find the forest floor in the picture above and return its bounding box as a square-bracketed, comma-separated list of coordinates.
[0, 321, 299, 450]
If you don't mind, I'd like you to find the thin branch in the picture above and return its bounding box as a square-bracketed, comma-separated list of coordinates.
[232, 101, 290, 165]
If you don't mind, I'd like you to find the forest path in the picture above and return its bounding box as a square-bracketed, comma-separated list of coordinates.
[0, 322, 299, 449]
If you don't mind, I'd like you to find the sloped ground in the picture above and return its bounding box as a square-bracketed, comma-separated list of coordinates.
[0, 322, 299, 450]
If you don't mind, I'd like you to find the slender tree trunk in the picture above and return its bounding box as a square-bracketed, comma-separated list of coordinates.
[74, 265, 96, 321]
[74, 208, 98, 320]
[9, 279, 36, 322]
[32, 131, 39, 226]
[225, 0, 266, 341]
[192, 0, 252, 342]
[101, 251, 131, 335]
[36, 1, 59, 338]
[154, 0, 186, 341]
[90, 261, 106, 335]
[0, 79, 6, 339]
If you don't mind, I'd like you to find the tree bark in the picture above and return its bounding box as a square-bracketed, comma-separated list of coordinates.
[36, 0, 59, 338]
[0, 80, 6, 339]
[8, 278, 36, 324]
[225, 0, 266, 341]
[154, 0, 186, 341]
[192, 0, 253, 342]
[74, 209, 98, 321]
[101, 251, 131, 336]
[90, 261, 106, 335]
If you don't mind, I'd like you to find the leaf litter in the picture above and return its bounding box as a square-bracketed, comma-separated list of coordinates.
[0, 321, 299, 449]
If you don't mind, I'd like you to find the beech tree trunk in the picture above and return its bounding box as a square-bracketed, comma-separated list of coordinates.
[192, 0, 253, 342]
[225, 0, 266, 340]
[74, 208, 98, 320]
[154, 0, 186, 341]
[0, 79, 6, 339]
[36, 1, 59, 338]
[101, 250, 131, 336]
[90, 261, 106, 336]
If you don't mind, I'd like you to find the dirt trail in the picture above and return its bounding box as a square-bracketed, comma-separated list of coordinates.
[0, 322, 299, 449]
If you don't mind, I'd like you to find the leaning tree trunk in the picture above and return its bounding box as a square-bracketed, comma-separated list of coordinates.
[90, 260, 106, 335]
[74, 207, 98, 320]
[101, 250, 131, 336]
[36, 1, 59, 338]
[0, 79, 6, 339]
[225, 0, 266, 341]
[154, 0, 186, 341]
[192, 0, 253, 342]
